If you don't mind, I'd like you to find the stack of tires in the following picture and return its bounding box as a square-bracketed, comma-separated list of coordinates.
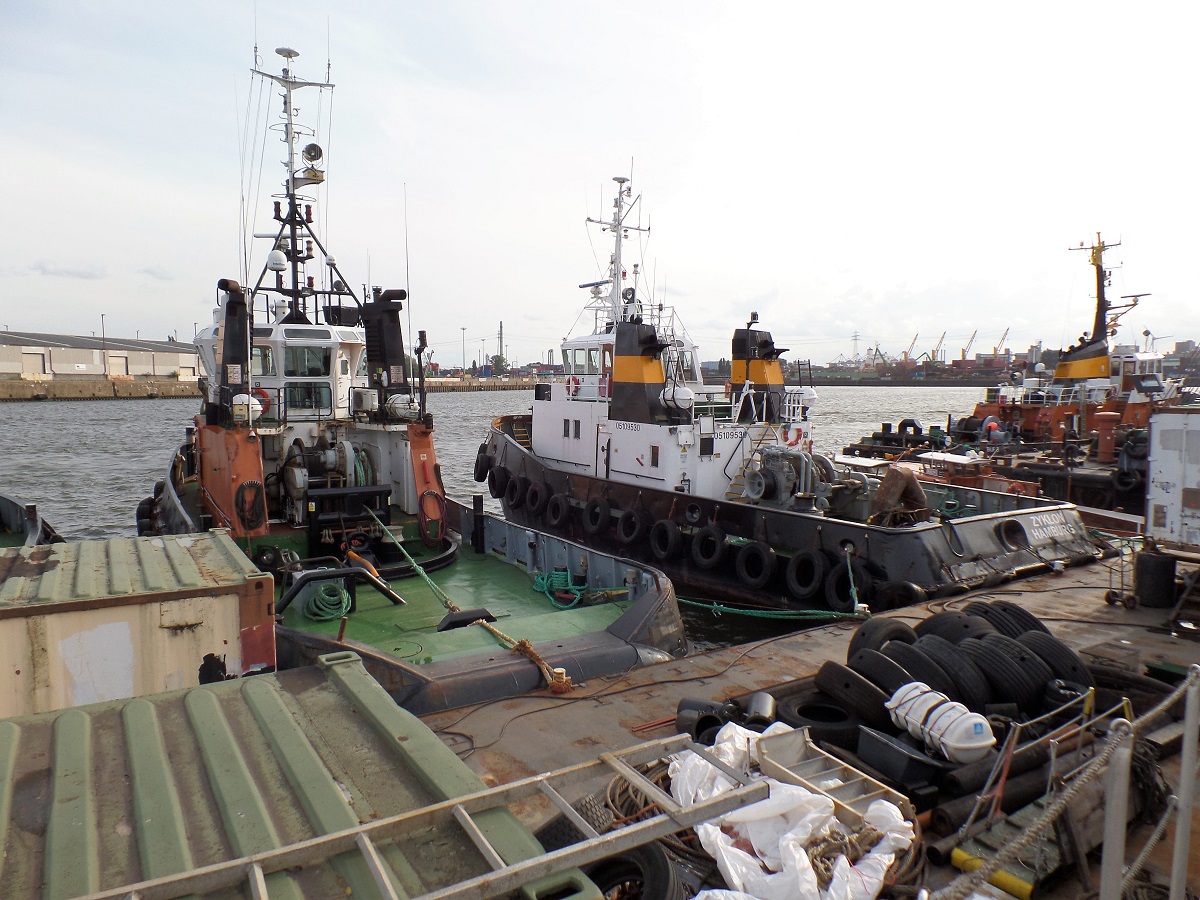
[782, 601, 1094, 751]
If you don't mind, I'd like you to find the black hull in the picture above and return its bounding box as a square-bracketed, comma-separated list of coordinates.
[484, 429, 1101, 613]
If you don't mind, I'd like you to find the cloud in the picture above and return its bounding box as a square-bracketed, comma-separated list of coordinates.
[138, 266, 174, 281]
[27, 261, 106, 280]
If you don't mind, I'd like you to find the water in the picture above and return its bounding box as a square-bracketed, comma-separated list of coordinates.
[0, 384, 981, 540]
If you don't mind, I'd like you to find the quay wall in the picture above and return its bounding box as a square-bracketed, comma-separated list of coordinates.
[0, 377, 202, 401]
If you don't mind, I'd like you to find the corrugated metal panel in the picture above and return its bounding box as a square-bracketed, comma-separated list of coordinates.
[0, 530, 260, 609]
[0, 653, 564, 899]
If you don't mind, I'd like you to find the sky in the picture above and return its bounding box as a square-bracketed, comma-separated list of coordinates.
[4, 2, 1198, 370]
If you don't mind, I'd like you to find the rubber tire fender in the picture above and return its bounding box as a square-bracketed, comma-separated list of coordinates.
[525, 481, 550, 515]
[1017, 631, 1094, 687]
[581, 497, 611, 536]
[846, 617, 918, 661]
[583, 842, 687, 900]
[914, 610, 998, 643]
[775, 693, 864, 750]
[487, 466, 510, 500]
[545, 493, 571, 528]
[814, 660, 892, 732]
[959, 637, 1043, 713]
[649, 519, 684, 561]
[825, 557, 872, 613]
[880, 640, 961, 701]
[472, 442, 491, 482]
[1112, 469, 1142, 492]
[980, 632, 1056, 689]
[872, 580, 926, 612]
[504, 474, 530, 509]
[913, 634, 994, 711]
[785, 549, 829, 601]
[848, 648, 914, 695]
[615, 509, 650, 546]
[690, 524, 727, 570]
[989, 600, 1051, 635]
[735, 541, 776, 589]
[963, 601, 1027, 639]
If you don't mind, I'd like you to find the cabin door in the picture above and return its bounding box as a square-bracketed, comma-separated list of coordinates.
[597, 435, 611, 479]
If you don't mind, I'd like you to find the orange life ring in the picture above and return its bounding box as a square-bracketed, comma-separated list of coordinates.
[784, 424, 803, 447]
[567, 375, 581, 397]
[251, 388, 272, 413]
[1006, 482, 1028, 496]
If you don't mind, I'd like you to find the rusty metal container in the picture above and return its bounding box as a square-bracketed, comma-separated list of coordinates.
[0, 529, 275, 716]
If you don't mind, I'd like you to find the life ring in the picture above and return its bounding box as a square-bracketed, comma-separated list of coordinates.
[1006, 482, 1029, 496]
[251, 388, 272, 413]
[567, 376, 581, 397]
[783, 424, 803, 447]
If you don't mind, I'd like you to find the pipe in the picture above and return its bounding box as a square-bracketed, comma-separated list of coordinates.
[1098, 719, 1133, 900]
[1169, 666, 1200, 900]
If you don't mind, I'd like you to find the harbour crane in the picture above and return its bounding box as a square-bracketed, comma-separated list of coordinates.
[961, 330, 977, 360]
[930, 332, 946, 364]
[992, 327, 1010, 361]
[901, 334, 919, 362]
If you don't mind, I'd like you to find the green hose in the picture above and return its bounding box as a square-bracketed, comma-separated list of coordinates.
[304, 581, 352, 621]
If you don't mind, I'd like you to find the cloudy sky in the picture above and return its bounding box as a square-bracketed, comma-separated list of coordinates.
[4, 2, 1197, 369]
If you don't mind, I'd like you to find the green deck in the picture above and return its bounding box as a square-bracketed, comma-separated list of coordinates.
[267, 522, 632, 667]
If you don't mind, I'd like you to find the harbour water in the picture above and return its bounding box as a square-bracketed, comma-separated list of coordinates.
[0, 385, 981, 541]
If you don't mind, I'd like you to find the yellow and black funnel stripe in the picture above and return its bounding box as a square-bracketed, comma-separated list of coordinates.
[610, 322, 675, 424]
[731, 328, 786, 386]
[1053, 340, 1109, 380]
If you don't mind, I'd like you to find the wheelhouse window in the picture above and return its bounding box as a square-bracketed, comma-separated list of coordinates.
[284, 346, 331, 377]
[285, 382, 333, 413]
[587, 348, 600, 374]
[251, 346, 276, 377]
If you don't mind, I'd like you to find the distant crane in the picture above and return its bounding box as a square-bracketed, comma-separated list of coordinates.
[930, 331, 946, 364]
[961, 330, 977, 360]
[992, 327, 1010, 361]
[901, 334, 919, 362]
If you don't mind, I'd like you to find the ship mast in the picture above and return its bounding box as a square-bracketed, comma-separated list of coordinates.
[251, 47, 360, 323]
[1072, 233, 1120, 346]
[586, 176, 649, 323]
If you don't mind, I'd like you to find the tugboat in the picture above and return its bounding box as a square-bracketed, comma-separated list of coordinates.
[140, 49, 687, 711]
[843, 235, 1193, 519]
[476, 176, 1100, 612]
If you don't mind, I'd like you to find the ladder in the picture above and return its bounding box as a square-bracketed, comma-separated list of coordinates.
[83, 734, 769, 900]
[510, 418, 533, 449]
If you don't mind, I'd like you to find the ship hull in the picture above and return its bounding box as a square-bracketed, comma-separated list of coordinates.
[484, 419, 1101, 612]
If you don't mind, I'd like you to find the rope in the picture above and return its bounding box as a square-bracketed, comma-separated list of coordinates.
[533, 570, 586, 609]
[678, 596, 867, 622]
[366, 508, 459, 612]
[472, 620, 569, 692]
[304, 581, 351, 621]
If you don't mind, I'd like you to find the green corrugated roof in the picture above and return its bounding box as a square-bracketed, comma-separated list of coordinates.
[0, 530, 261, 611]
[0, 652, 565, 899]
